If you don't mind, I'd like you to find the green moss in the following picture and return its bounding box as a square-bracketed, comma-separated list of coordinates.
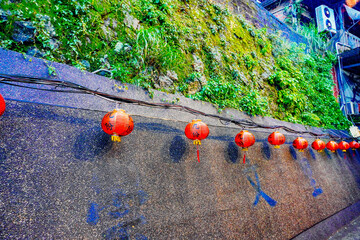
[0, 0, 351, 129]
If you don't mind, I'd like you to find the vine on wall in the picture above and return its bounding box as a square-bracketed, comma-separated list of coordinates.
[0, 0, 350, 129]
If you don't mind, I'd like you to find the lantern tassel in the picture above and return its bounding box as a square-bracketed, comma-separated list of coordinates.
[196, 144, 200, 163]
[111, 135, 121, 142]
[243, 153, 246, 164]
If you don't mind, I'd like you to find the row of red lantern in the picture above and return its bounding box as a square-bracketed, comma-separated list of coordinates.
[235, 131, 360, 152]
[1, 93, 358, 157]
[1, 102, 356, 156]
[100, 110, 210, 162]
[100, 110, 212, 144]
[1, 94, 357, 155]
[323, 140, 360, 152]
[234, 131, 286, 150]
[234, 130, 360, 153]
[0, 93, 358, 154]
[100, 110, 359, 162]
[311, 139, 359, 153]
[234, 131, 360, 152]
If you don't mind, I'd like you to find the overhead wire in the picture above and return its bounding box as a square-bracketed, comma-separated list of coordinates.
[0, 73, 353, 140]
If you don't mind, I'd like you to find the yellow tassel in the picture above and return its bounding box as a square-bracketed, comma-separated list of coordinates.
[318, 150, 323, 153]
[111, 135, 121, 142]
[193, 139, 201, 145]
[274, 145, 280, 149]
[342, 150, 346, 152]
[299, 149, 304, 152]
[242, 148, 248, 151]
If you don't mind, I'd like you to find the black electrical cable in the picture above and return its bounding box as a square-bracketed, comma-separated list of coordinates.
[0, 73, 352, 140]
[0, 81, 88, 94]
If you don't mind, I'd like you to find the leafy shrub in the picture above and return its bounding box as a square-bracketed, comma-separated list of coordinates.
[239, 90, 269, 116]
[243, 54, 257, 71]
[135, 28, 185, 72]
[192, 76, 241, 110]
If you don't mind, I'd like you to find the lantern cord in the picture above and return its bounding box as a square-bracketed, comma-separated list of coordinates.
[196, 145, 200, 163]
[0, 74, 350, 140]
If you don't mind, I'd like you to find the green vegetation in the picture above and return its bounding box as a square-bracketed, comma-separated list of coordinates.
[0, 0, 351, 129]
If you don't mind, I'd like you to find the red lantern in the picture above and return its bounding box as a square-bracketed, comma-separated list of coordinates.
[268, 131, 285, 148]
[349, 141, 359, 150]
[235, 130, 255, 151]
[0, 93, 5, 116]
[311, 139, 326, 152]
[293, 137, 308, 152]
[326, 141, 339, 153]
[185, 119, 209, 162]
[338, 141, 350, 152]
[235, 130, 255, 164]
[101, 109, 134, 142]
